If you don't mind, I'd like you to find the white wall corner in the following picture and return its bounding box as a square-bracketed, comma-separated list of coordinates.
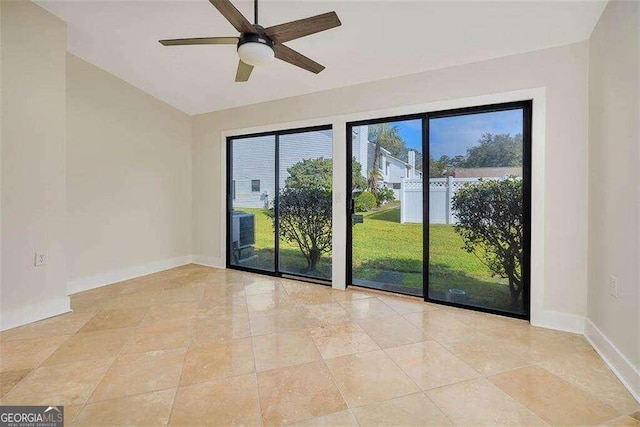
[66, 255, 193, 295]
[192, 254, 225, 269]
[0, 296, 71, 331]
[584, 318, 640, 403]
[530, 309, 585, 334]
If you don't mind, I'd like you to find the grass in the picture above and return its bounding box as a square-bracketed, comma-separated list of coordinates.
[232, 208, 332, 279]
[234, 203, 518, 311]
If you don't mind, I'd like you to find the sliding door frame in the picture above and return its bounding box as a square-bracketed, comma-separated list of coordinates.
[226, 124, 334, 285]
[345, 100, 532, 320]
[345, 113, 426, 299]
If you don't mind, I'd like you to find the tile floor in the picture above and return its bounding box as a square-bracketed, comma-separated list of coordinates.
[1, 264, 638, 426]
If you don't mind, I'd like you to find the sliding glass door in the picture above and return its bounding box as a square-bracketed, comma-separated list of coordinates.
[227, 126, 333, 282]
[348, 117, 425, 297]
[426, 103, 530, 316]
[347, 101, 531, 318]
[229, 135, 276, 272]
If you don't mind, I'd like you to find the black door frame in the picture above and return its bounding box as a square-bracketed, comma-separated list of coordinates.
[345, 100, 532, 320]
[226, 124, 333, 285]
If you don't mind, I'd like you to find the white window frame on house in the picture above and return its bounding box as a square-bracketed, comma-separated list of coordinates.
[251, 180, 260, 192]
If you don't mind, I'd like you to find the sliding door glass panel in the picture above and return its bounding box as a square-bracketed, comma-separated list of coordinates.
[350, 119, 424, 296]
[278, 129, 333, 280]
[428, 108, 526, 315]
[230, 135, 276, 272]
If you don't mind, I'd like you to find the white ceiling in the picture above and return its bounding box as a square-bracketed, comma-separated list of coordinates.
[38, 0, 606, 115]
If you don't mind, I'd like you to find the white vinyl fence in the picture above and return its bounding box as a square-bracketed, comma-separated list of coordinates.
[400, 177, 500, 224]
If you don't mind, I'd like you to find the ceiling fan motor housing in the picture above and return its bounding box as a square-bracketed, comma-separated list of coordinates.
[237, 26, 274, 49]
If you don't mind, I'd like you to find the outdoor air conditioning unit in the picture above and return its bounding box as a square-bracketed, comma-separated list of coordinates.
[232, 211, 255, 250]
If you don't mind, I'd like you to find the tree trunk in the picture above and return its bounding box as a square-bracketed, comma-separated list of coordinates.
[508, 278, 522, 308]
[307, 247, 322, 271]
[368, 143, 381, 191]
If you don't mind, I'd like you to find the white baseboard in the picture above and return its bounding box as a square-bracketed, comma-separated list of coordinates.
[191, 254, 225, 269]
[0, 296, 71, 331]
[530, 309, 586, 334]
[584, 318, 640, 403]
[67, 255, 193, 295]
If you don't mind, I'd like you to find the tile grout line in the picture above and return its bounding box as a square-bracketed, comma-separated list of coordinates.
[307, 323, 360, 427]
[244, 275, 267, 427]
[166, 270, 213, 426]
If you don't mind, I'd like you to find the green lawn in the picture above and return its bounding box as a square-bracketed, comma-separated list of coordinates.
[234, 204, 516, 310]
[233, 208, 332, 279]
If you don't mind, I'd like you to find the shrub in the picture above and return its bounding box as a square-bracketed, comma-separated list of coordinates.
[451, 177, 524, 308]
[372, 186, 395, 207]
[268, 187, 332, 271]
[355, 192, 376, 212]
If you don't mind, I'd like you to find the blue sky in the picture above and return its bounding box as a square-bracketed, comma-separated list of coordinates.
[387, 109, 523, 159]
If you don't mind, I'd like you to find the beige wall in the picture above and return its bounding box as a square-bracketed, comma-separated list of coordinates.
[192, 41, 589, 320]
[0, 0, 69, 328]
[587, 0, 640, 376]
[66, 54, 192, 289]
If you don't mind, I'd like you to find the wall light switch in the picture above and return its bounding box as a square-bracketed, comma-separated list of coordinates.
[34, 251, 48, 267]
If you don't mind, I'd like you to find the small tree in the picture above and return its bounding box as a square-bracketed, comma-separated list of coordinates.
[451, 177, 524, 307]
[286, 158, 332, 190]
[269, 158, 332, 272]
[274, 187, 332, 271]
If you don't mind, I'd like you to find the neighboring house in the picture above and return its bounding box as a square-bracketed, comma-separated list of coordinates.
[353, 126, 422, 199]
[232, 130, 333, 209]
[232, 126, 422, 208]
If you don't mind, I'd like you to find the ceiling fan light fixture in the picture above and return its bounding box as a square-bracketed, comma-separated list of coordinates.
[237, 40, 274, 66]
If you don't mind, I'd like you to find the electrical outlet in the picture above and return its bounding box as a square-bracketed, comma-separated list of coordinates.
[34, 251, 48, 267]
[609, 275, 618, 298]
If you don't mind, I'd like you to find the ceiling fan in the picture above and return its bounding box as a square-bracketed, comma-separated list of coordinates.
[159, 0, 342, 82]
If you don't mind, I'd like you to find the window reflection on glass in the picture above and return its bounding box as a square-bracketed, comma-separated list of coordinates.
[428, 108, 526, 315]
[229, 135, 276, 272]
[350, 119, 424, 297]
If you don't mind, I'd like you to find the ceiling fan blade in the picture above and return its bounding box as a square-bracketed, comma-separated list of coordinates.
[273, 44, 325, 74]
[235, 60, 254, 82]
[209, 0, 255, 34]
[159, 37, 239, 46]
[265, 11, 341, 44]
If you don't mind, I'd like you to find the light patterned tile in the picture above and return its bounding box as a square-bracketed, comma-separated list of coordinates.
[325, 350, 419, 407]
[292, 410, 357, 427]
[1, 358, 113, 406]
[376, 295, 438, 315]
[357, 315, 425, 348]
[0, 335, 69, 372]
[90, 348, 185, 402]
[489, 365, 621, 425]
[171, 374, 261, 426]
[338, 298, 397, 320]
[351, 392, 451, 426]
[74, 388, 176, 426]
[539, 351, 640, 414]
[310, 322, 379, 359]
[258, 361, 347, 425]
[3, 265, 628, 427]
[43, 328, 132, 366]
[385, 340, 479, 390]
[253, 329, 321, 372]
[122, 319, 193, 354]
[0, 369, 32, 398]
[426, 378, 546, 426]
[180, 338, 254, 385]
[79, 307, 147, 333]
